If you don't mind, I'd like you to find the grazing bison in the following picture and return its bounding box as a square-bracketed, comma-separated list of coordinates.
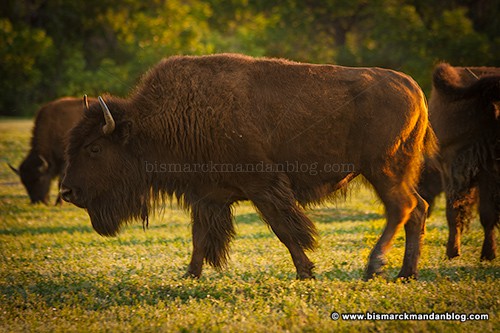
[8, 97, 92, 204]
[428, 63, 500, 260]
[61, 54, 436, 280]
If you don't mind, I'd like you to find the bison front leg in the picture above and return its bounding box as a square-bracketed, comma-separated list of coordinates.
[185, 201, 235, 278]
[256, 201, 316, 279]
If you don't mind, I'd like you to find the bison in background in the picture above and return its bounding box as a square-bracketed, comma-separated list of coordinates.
[418, 66, 500, 214]
[417, 161, 443, 216]
[61, 54, 436, 280]
[425, 63, 500, 260]
[8, 97, 93, 204]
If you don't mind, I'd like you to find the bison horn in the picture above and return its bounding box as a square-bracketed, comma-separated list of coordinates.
[98, 96, 115, 135]
[83, 94, 89, 112]
[38, 155, 49, 173]
[465, 68, 479, 80]
[7, 163, 19, 175]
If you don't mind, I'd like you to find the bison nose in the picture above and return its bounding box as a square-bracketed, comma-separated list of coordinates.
[60, 186, 73, 203]
[60, 183, 86, 208]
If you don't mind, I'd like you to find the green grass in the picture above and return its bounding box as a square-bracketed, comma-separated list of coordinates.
[0, 120, 498, 332]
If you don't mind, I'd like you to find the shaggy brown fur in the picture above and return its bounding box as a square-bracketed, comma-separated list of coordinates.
[62, 54, 436, 280]
[428, 63, 500, 260]
[9, 97, 90, 204]
[417, 160, 443, 215]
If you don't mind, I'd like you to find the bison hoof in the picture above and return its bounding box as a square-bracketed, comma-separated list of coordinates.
[446, 243, 460, 259]
[297, 272, 315, 280]
[364, 256, 387, 280]
[446, 249, 460, 259]
[183, 271, 201, 279]
[363, 270, 384, 281]
[480, 251, 496, 261]
[396, 271, 418, 282]
[296, 263, 315, 280]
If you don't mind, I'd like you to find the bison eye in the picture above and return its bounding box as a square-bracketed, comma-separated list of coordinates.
[89, 144, 101, 155]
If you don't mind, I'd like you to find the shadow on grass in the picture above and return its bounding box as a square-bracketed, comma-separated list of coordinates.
[416, 265, 500, 282]
[234, 207, 384, 226]
[308, 207, 384, 223]
[319, 264, 499, 283]
[0, 193, 32, 204]
[2, 263, 497, 312]
[0, 225, 94, 236]
[1, 275, 234, 310]
[234, 212, 260, 224]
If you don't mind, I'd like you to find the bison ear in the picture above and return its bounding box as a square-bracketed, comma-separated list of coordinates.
[83, 95, 89, 112]
[117, 120, 133, 144]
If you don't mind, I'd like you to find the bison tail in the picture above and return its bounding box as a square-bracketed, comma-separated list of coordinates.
[423, 124, 439, 159]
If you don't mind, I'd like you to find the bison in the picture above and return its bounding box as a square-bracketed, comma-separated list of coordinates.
[426, 63, 500, 260]
[418, 66, 500, 214]
[8, 97, 92, 204]
[61, 54, 436, 280]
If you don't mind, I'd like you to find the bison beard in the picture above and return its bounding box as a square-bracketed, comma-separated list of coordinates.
[86, 186, 148, 237]
[62, 54, 437, 280]
[87, 200, 127, 237]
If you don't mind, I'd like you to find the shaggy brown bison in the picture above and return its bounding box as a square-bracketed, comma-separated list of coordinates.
[418, 66, 500, 214]
[61, 54, 436, 280]
[8, 97, 91, 204]
[427, 63, 500, 261]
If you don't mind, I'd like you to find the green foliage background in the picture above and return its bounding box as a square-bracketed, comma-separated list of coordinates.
[1, 0, 499, 116]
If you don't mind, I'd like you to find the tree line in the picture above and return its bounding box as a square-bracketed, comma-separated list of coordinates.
[1, 0, 498, 116]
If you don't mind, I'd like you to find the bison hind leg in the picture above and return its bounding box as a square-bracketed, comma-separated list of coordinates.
[445, 188, 476, 259]
[396, 192, 428, 280]
[363, 175, 425, 281]
[479, 176, 498, 261]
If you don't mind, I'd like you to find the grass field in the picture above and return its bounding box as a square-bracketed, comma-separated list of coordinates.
[0, 119, 498, 332]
